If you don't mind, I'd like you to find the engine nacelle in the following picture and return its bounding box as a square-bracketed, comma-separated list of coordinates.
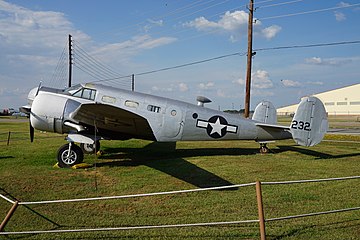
[30, 92, 68, 133]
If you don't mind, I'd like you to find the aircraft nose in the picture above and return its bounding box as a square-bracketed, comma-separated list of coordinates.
[30, 92, 68, 133]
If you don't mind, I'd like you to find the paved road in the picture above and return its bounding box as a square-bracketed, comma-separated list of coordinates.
[327, 128, 360, 135]
[0, 117, 28, 123]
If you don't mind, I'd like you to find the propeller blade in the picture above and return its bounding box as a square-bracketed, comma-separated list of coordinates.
[30, 120, 34, 142]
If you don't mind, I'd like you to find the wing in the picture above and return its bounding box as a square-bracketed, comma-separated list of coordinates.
[69, 103, 155, 141]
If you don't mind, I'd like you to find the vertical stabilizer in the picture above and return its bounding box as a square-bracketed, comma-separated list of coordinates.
[252, 101, 277, 125]
[291, 97, 328, 146]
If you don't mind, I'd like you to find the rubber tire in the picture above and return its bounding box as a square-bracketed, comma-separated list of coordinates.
[57, 143, 84, 168]
[260, 146, 269, 154]
[80, 141, 100, 154]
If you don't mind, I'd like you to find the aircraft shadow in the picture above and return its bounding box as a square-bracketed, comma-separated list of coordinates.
[276, 145, 360, 159]
[97, 142, 243, 189]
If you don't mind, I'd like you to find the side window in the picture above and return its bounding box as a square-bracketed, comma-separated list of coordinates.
[89, 90, 96, 100]
[82, 89, 92, 100]
[125, 100, 139, 108]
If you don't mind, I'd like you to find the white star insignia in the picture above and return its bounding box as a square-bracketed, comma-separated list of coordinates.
[209, 117, 226, 136]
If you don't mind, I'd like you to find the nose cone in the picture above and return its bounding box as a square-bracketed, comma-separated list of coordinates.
[30, 92, 68, 133]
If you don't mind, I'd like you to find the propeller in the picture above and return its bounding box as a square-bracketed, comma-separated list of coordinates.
[26, 82, 42, 143]
[30, 123, 34, 142]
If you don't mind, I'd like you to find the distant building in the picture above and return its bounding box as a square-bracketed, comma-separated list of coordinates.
[277, 83, 360, 116]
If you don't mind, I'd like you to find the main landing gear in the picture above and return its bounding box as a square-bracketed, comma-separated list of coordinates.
[56, 141, 101, 168]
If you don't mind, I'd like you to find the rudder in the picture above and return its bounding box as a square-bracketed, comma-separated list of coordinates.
[290, 97, 328, 146]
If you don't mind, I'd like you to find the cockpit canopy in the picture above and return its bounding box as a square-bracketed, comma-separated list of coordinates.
[64, 84, 97, 101]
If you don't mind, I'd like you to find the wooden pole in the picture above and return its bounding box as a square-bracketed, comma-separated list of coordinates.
[244, 0, 254, 118]
[0, 201, 19, 232]
[256, 181, 266, 240]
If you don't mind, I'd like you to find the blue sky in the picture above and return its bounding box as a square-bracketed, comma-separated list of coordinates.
[1, 0, 359, 110]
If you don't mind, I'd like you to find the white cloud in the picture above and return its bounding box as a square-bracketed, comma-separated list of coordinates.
[0, 1, 90, 51]
[184, 10, 281, 41]
[151, 85, 173, 92]
[305, 56, 353, 66]
[338, 1, 351, 7]
[334, 11, 346, 21]
[281, 79, 301, 88]
[198, 81, 215, 90]
[252, 70, 273, 89]
[178, 82, 188, 92]
[306, 81, 323, 85]
[143, 19, 164, 32]
[0, 1, 178, 108]
[217, 89, 226, 97]
[261, 25, 282, 39]
[233, 70, 273, 89]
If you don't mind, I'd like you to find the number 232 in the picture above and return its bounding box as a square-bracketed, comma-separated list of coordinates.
[291, 120, 311, 131]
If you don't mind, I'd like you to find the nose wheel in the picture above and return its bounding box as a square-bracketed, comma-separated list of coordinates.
[57, 143, 84, 168]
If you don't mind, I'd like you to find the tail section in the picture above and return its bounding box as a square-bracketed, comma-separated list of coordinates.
[291, 97, 328, 146]
[252, 101, 277, 125]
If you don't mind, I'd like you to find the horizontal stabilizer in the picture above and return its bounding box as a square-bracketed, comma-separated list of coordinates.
[255, 123, 290, 131]
[290, 96, 328, 146]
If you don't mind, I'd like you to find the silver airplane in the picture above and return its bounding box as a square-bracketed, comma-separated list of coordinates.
[21, 83, 328, 168]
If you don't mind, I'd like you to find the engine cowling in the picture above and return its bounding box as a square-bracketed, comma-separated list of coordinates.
[30, 92, 68, 133]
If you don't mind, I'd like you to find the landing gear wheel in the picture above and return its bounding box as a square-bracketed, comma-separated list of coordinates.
[259, 143, 270, 154]
[57, 143, 84, 168]
[80, 141, 100, 154]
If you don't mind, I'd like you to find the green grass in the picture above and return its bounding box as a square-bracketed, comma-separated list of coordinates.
[0, 118, 360, 239]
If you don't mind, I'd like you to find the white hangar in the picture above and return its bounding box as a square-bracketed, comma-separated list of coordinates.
[277, 83, 360, 116]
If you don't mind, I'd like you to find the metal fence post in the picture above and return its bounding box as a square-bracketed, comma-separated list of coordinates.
[256, 181, 266, 240]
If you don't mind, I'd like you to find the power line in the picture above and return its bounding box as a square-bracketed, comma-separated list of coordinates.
[84, 39, 360, 85]
[257, 0, 304, 9]
[254, 40, 360, 52]
[259, 2, 360, 21]
[137, 52, 247, 76]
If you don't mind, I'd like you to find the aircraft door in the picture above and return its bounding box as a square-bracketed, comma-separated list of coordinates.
[162, 106, 184, 139]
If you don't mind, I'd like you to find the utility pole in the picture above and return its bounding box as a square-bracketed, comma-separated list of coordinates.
[68, 34, 73, 88]
[131, 74, 135, 91]
[244, 0, 254, 118]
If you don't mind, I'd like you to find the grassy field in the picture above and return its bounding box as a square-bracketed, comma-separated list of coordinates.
[0, 117, 360, 239]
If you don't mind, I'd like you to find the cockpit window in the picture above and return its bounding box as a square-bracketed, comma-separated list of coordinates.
[64, 84, 82, 95]
[70, 87, 96, 100]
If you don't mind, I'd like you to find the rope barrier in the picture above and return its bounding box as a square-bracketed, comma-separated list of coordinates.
[19, 183, 255, 205]
[262, 176, 360, 185]
[267, 207, 360, 222]
[1, 176, 359, 236]
[0, 193, 15, 204]
[0, 219, 259, 235]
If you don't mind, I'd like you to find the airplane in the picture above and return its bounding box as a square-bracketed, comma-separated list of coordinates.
[21, 83, 328, 168]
